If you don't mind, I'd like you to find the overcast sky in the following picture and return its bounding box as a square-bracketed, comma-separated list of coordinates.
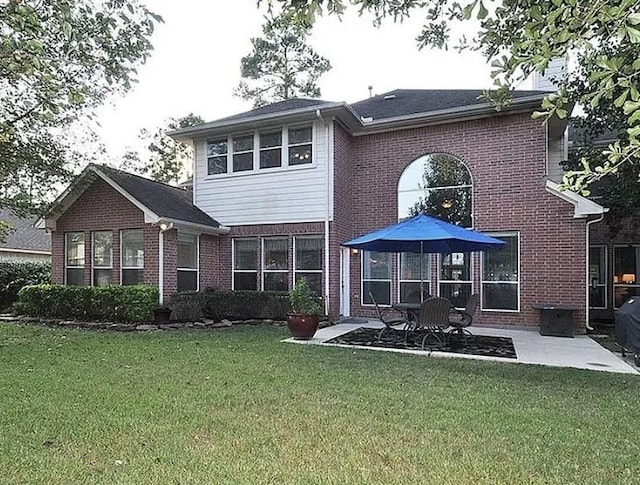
[95, 1, 532, 160]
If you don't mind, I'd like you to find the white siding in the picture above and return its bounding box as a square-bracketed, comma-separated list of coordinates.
[533, 57, 567, 91]
[194, 121, 332, 226]
[547, 129, 568, 183]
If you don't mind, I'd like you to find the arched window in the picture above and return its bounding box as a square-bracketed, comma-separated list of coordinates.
[397, 153, 472, 226]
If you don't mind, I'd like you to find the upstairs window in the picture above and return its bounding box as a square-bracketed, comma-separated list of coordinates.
[121, 229, 144, 285]
[288, 126, 313, 165]
[259, 131, 282, 169]
[207, 139, 227, 175]
[233, 134, 254, 172]
[66, 232, 85, 286]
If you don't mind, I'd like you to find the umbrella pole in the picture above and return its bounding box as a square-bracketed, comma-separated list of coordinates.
[420, 241, 424, 303]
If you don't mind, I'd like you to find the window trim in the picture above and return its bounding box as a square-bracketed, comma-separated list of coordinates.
[261, 236, 289, 292]
[293, 235, 323, 294]
[65, 232, 85, 286]
[480, 231, 520, 313]
[589, 244, 608, 310]
[232, 238, 258, 291]
[437, 252, 474, 310]
[120, 229, 144, 286]
[397, 252, 431, 304]
[204, 124, 316, 179]
[92, 231, 113, 287]
[177, 231, 199, 292]
[361, 250, 392, 307]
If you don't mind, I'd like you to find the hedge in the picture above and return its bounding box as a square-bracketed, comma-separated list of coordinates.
[0, 260, 51, 311]
[168, 289, 291, 322]
[16, 284, 159, 323]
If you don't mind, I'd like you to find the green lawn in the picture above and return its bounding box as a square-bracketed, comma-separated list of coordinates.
[1, 323, 639, 484]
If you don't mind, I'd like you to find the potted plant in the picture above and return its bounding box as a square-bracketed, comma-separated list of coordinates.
[153, 305, 172, 325]
[286, 278, 322, 339]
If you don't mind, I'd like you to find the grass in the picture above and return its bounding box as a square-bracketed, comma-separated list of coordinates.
[1, 323, 640, 484]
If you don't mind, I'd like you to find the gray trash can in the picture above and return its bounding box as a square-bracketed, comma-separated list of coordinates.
[533, 304, 579, 337]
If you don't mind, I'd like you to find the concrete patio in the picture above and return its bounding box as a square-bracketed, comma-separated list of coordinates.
[286, 321, 639, 375]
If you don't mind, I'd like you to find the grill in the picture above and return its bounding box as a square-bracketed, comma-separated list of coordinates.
[615, 296, 640, 367]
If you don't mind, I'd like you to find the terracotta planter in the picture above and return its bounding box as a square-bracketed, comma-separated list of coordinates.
[286, 313, 319, 340]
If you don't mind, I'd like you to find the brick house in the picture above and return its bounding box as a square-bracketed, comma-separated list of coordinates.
[43, 89, 638, 332]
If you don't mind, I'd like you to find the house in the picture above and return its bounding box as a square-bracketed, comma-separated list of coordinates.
[42, 88, 637, 333]
[0, 209, 51, 261]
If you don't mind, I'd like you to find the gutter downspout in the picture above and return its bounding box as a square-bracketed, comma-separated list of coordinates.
[316, 109, 331, 316]
[158, 222, 174, 305]
[585, 214, 605, 331]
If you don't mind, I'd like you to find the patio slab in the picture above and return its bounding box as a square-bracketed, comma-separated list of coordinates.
[285, 322, 639, 375]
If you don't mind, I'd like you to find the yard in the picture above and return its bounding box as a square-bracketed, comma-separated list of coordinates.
[1, 323, 639, 484]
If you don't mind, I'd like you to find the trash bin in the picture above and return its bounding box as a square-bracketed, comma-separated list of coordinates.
[532, 304, 579, 337]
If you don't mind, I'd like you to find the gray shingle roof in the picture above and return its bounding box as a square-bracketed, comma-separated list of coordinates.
[217, 98, 335, 123]
[350, 89, 547, 121]
[0, 209, 51, 252]
[95, 165, 220, 228]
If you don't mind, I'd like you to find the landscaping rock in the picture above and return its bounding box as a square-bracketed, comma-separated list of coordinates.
[212, 320, 233, 328]
[136, 325, 159, 331]
[108, 324, 135, 331]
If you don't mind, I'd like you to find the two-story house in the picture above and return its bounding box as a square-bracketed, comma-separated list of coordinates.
[42, 88, 628, 333]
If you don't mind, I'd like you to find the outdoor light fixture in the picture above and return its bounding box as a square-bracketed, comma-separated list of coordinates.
[441, 199, 454, 209]
[159, 221, 174, 232]
[350, 248, 359, 255]
[622, 273, 636, 284]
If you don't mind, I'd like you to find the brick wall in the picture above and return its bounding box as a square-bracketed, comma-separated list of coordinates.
[340, 113, 588, 331]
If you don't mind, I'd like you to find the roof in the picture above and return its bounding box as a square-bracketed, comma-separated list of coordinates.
[217, 98, 335, 123]
[95, 165, 219, 228]
[0, 209, 51, 253]
[170, 88, 550, 140]
[351, 89, 548, 121]
[40, 165, 227, 234]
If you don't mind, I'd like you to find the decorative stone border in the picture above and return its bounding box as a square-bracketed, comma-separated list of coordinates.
[0, 315, 331, 332]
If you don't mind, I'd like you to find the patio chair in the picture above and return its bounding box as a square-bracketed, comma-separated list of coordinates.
[369, 292, 409, 342]
[448, 294, 479, 342]
[416, 297, 452, 350]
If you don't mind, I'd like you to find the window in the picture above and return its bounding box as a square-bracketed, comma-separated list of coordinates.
[589, 245, 607, 309]
[207, 139, 228, 175]
[92, 232, 112, 286]
[233, 134, 254, 172]
[439, 252, 472, 309]
[66, 232, 85, 286]
[294, 236, 323, 296]
[288, 126, 313, 165]
[614, 245, 640, 308]
[259, 131, 282, 169]
[398, 252, 430, 303]
[177, 232, 198, 292]
[398, 153, 472, 226]
[362, 251, 392, 306]
[121, 229, 144, 285]
[233, 239, 258, 290]
[263, 237, 288, 291]
[482, 233, 519, 311]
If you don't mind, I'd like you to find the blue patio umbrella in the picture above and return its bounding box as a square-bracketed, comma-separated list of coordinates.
[343, 214, 506, 301]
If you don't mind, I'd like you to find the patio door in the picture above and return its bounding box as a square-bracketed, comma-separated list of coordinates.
[340, 247, 350, 316]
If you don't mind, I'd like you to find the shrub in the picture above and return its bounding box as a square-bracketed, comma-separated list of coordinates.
[0, 260, 51, 311]
[16, 284, 158, 323]
[168, 289, 291, 322]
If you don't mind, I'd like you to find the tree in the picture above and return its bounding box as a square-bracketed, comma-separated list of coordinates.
[235, 15, 331, 107]
[261, 0, 640, 193]
[0, 0, 162, 228]
[130, 113, 204, 185]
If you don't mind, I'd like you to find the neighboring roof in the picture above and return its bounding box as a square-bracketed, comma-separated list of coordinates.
[0, 209, 51, 253]
[568, 122, 623, 146]
[351, 89, 548, 121]
[170, 88, 550, 140]
[40, 165, 227, 234]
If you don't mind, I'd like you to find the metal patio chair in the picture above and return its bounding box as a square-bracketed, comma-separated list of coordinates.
[416, 297, 452, 350]
[448, 294, 479, 344]
[369, 292, 409, 342]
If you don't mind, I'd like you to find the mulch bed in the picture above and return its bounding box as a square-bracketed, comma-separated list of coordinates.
[324, 327, 517, 359]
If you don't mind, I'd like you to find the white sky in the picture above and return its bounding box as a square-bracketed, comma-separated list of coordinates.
[95, 0, 532, 160]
